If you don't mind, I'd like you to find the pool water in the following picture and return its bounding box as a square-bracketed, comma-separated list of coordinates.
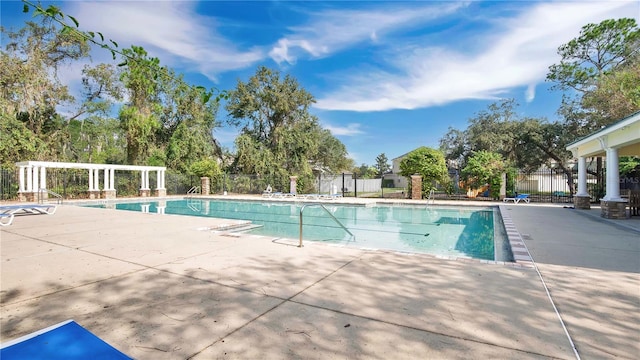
[87, 199, 511, 261]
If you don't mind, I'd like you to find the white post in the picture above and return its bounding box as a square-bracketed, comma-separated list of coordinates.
[156, 170, 165, 189]
[576, 157, 588, 196]
[103, 168, 109, 190]
[88, 169, 94, 191]
[31, 166, 39, 192]
[146, 171, 150, 189]
[603, 147, 623, 201]
[40, 167, 47, 190]
[94, 169, 100, 190]
[110, 169, 115, 190]
[19, 166, 26, 192]
[26, 166, 32, 192]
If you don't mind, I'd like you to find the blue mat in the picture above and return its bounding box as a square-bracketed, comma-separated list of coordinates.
[1, 320, 132, 359]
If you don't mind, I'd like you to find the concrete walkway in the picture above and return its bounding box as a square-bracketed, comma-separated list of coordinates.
[1, 200, 638, 359]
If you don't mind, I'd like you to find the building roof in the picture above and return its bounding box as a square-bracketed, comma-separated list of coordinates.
[566, 111, 640, 158]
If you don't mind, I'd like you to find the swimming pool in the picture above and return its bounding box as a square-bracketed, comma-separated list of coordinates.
[86, 199, 511, 261]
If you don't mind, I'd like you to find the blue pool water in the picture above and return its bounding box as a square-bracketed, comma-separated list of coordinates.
[86, 199, 510, 261]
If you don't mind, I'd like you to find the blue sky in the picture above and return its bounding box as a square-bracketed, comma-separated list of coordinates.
[2, 0, 639, 166]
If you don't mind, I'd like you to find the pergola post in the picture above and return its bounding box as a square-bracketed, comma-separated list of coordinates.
[154, 169, 166, 197]
[102, 168, 117, 199]
[574, 156, 590, 209]
[139, 170, 150, 197]
[600, 147, 626, 218]
[18, 166, 27, 201]
[38, 166, 48, 200]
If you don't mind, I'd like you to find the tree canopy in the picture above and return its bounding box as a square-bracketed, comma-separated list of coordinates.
[399, 147, 448, 194]
[226, 66, 351, 191]
[462, 151, 505, 199]
[1, 11, 222, 171]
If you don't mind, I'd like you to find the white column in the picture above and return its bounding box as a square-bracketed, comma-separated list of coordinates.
[103, 168, 109, 190]
[156, 170, 165, 189]
[93, 169, 100, 191]
[603, 147, 623, 201]
[576, 157, 588, 196]
[109, 169, 115, 190]
[31, 166, 39, 192]
[145, 171, 150, 189]
[26, 166, 33, 192]
[40, 167, 47, 190]
[18, 166, 26, 192]
[140, 171, 145, 189]
[88, 169, 94, 191]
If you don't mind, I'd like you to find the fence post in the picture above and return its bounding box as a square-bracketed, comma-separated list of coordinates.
[354, 173, 357, 197]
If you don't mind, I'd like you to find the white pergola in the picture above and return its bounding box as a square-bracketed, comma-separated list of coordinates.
[15, 161, 166, 196]
[566, 111, 640, 202]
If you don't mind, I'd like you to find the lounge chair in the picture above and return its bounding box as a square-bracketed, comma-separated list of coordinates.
[0, 213, 15, 227]
[503, 194, 530, 204]
[0, 204, 57, 215]
[320, 193, 343, 200]
[272, 192, 295, 198]
[298, 193, 321, 200]
[0, 319, 132, 359]
[262, 185, 274, 198]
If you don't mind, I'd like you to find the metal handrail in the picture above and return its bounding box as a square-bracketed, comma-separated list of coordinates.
[38, 188, 63, 204]
[299, 204, 354, 248]
[187, 186, 201, 195]
[426, 189, 435, 205]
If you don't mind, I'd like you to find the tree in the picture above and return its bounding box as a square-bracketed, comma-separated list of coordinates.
[548, 18, 639, 130]
[0, 114, 46, 167]
[547, 18, 638, 93]
[462, 151, 505, 199]
[581, 58, 640, 121]
[438, 100, 582, 195]
[547, 18, 639, 195]
[226, 66, 349, 191]
[0, 19, 90, 164]
[189, 158, 221, 179]
[375, 153, 390, 176]
[163, 73, 221, 173]
[353, 164, 377, 179]
[399, 147, 448, 195]
[312, 129, 352, 173]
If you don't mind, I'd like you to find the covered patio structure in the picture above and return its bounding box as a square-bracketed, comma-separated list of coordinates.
[566, 111, 640, 218]
[15, 161, 166, 202]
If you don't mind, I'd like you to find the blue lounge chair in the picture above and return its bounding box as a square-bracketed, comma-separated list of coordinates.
[503, 194, 530, 204]
[0, 320, 131, 359]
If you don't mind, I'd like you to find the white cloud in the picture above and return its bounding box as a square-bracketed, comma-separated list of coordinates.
[269, 2, 466, 64]
[314, 1, 637, 112]
[525, 84, 536, 103]
[325, 123, 365, 136]
[67, 1, 263, 82]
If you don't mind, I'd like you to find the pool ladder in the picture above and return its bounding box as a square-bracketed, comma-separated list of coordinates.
[299, 204, 354, 247]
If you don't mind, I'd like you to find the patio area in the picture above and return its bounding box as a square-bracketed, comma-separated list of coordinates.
[1, 198, 638, 359]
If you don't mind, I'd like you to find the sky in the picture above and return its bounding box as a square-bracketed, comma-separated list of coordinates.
[1, 0, 639, 166]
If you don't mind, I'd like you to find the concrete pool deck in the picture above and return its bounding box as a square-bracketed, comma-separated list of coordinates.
[1, 198, 638, 359]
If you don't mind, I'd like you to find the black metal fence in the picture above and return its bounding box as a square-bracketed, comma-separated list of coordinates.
[0, 167, 615, 203]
